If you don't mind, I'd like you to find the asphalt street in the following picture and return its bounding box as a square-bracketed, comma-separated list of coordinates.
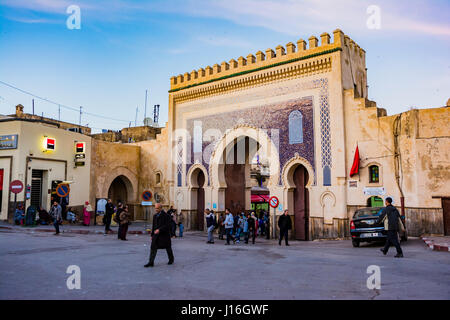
[0, 229, 448, 300]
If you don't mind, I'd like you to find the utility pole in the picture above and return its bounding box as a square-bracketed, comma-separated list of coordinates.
[144, 90, 148, 124]
[135, 107, 138, 126]
[32, 99, 35, 115]
[58, 104, 61, 121]
[79, 106, 82, 127]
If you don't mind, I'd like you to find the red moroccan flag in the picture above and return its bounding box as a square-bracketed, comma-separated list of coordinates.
[350, 145, 360, 177]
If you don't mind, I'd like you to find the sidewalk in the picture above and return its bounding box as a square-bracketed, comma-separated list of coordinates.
[0, 221, 152, 235]
[421, 235, 450, 252]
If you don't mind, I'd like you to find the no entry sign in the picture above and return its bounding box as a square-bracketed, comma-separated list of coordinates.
[10, 180, 24, 194]
[56, 184, 70, 198]
[269, 196, 279, 208]
[142, 190, 152, 201]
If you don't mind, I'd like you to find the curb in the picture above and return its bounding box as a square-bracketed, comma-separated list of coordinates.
[0, 226, 151, 236]
[421, 236, 450, 252]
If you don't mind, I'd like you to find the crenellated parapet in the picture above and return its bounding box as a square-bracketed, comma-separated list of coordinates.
[169, 29, 365, 92]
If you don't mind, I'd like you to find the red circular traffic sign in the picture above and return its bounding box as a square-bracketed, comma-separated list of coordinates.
[269, 196, 279, 208]
[142, 190, 152, 201]
[56, 184, 70, 198]
[10, 180, 24, 194]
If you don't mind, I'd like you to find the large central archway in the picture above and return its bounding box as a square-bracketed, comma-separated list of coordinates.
[209, 125, 280, 214]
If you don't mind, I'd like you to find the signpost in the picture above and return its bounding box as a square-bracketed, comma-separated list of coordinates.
[10, 180, 24, 216]
[142, 190, 152, 231]
[269, 196, 279, 239]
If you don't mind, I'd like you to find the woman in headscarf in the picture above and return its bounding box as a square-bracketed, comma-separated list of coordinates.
[83, 201, 93, 226]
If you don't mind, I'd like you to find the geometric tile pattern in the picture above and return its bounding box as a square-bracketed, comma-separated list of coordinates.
[177, 137, 183, 187]
[315, 78, 331, 169]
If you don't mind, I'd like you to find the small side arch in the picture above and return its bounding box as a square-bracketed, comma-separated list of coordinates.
[187, 164, 209, 188]
[282, 155, 315, 189]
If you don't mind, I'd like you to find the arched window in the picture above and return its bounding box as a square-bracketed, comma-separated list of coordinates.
[369, 165, 379, 183]
[155, 172, 161, 185]
[289, 110, 303, 144]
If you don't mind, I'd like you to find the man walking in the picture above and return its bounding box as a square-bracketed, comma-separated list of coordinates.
[278, 209, 292, 246]
[224, 208, 235, 245]
[104, 199, 115, 235]
[49, 201, 62, 235]
[376, 197, 404, 258]
[205, 209, 215, 244]
[144, 203, 174, 267]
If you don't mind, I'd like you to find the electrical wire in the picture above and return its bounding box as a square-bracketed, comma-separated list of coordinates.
[0, 80, 133, 123]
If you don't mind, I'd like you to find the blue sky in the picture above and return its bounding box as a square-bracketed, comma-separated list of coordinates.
[0, 0, 449, 133]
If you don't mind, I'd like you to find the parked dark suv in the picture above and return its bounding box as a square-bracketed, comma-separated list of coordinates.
[350, 207, 407, 247]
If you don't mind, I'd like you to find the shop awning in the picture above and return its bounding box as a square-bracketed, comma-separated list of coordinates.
[251, 194, 269, 203]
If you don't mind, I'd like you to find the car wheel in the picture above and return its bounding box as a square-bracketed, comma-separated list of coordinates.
[352, 239, 360, 247]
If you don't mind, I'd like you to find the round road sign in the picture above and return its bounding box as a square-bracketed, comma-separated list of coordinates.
[269, 196, 279, 208]
[10, 180, 24, 194]
[56, 184, 70, 198]
[142, 190, 152, 201]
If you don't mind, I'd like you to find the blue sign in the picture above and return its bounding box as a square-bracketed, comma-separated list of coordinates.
[0, 134, 18, 149]
[213, 203, 217, 209]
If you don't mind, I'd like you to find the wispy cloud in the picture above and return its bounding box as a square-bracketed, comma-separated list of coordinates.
[3, 0, 450, 37]
[196, 36, 254, 48]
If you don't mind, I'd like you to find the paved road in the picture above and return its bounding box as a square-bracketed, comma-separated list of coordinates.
[0, 229, 449, 300]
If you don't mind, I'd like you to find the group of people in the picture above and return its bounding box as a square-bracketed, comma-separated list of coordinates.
[14, 202, 78, 228]
[204, 208, 293, 246]
[167, 206, 184, 238]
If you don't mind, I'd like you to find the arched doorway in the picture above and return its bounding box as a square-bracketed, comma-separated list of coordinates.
[293, 165, 309, 240]
[197, 170, 205, 231]
[222, 136, 264, 214]
[108, 176, 132, 204]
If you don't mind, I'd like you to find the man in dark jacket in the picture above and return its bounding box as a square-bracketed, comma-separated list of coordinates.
[104, 199, 115, 235]
[376, 197, 404, 258]
[145, 203, 174, 267]
[278, 210, 292, 246]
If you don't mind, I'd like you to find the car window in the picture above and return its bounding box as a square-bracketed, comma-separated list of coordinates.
[354, 209, 383, 218]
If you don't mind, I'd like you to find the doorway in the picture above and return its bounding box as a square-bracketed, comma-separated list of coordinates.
[197, 170, 205, 231]
[31, 169, 43, 208]
[293, 165, 309, 240]
[108, 176, 128, 205]
[443, 198, 450, 236]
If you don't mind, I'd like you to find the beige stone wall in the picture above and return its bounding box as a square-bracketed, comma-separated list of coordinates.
[90, 139, 140, 217]
[89, 126, 172, 221]
[134, 125, 171, 218]
[91, 126, 161, 143]
[343, 88, 450, 235]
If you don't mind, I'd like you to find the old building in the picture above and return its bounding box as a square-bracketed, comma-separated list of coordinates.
[0, 115, 92, 220]
[163, 29, 450, 239]
[2, 29, 449, 239]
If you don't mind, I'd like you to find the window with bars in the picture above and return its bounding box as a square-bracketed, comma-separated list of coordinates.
[369, 165, 379, 183]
